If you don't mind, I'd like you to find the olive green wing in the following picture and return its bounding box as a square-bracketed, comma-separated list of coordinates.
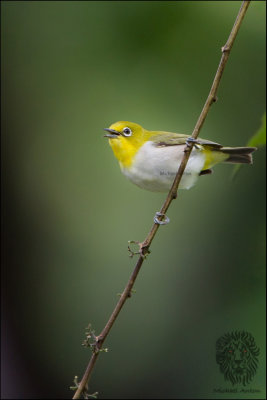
[150, 132, 223, 149]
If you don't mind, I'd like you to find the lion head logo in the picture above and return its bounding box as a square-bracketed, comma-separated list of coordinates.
[216, 331, 260, 386]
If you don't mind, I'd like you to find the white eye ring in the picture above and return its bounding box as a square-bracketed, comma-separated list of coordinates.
[122, 127, 132, 137]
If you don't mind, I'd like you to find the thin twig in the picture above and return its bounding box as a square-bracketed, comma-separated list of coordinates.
[72, 2, 251, 398]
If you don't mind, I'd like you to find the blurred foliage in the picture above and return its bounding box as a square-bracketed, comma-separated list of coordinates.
[247, 112, 266, 148]
[232, 112, 266, 179]
[1, 1, 266, 399]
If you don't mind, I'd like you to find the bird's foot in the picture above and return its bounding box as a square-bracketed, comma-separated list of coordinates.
[186, 137, 198, 146]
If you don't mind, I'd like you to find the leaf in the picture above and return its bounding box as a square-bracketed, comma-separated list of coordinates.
[231, 112, 266, 180]
[247, 112, 266, 148]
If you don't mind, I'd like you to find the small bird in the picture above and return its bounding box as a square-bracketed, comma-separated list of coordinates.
[104, 121, 256, 192]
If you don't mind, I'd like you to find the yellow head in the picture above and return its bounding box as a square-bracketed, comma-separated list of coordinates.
[104, 121, 154, 168]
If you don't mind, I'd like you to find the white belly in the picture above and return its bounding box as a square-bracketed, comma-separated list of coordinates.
[121, 141, 206, 192]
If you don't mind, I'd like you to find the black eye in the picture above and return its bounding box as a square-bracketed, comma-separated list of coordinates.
[123, 127, 132, 136]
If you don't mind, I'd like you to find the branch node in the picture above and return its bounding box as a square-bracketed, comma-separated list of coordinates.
[127, 288, 137, 298]
[82, 325, 105, 354]
[70, 376, 98, 399]
[117, 289, 136, 298]
[128, 240, 151, 259]
[221, 44, 230, 53]
[183, 146, 191, 154]
[171, 191, 178, 200]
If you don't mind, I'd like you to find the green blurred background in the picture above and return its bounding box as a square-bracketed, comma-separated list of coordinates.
[1, 1, 266, 399]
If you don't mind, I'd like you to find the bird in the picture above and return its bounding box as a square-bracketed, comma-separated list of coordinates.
[104, 121, 256, 193]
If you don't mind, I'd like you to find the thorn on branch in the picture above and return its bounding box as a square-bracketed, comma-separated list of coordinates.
[70, 375, 80, 391]
[212, 95, 218, 103]
[127, 241, 139, 258]
[83, 393, 99, 400]
[70, 376, 98, 399]
[128, 240, 151, 259]
[99, 347, 109, 353]
[82, 325, 107, 354]
[82, 324, 96, 349]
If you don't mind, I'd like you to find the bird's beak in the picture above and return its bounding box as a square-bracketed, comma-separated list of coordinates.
[103, 128, 120, 139]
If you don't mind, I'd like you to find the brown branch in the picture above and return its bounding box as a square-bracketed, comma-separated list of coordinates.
[72, 1, 251, 398]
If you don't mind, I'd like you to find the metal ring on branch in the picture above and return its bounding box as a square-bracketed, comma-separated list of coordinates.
[153, 212, 170, 225]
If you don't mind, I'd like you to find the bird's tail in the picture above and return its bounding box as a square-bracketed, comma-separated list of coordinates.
[219, 146, 257, 164]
